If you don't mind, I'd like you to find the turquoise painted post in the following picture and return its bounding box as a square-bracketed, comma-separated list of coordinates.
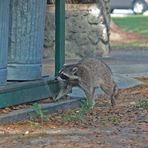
[7, 0, 46, 80]
[55, 0, 65, 76]
[0, 0, 10, 85]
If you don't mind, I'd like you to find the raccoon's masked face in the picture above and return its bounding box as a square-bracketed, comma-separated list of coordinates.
[57, 64, 79, 81]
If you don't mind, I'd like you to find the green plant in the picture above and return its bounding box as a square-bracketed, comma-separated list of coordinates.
[136, 99, 148, 109]
[62, 111, 83, 122]
[61, 99, 94, 122]
[80, 99, 94, 114]
[108, 116, 121, 125]
[32, 103, 49, 125]
[28, 120, 41, 129]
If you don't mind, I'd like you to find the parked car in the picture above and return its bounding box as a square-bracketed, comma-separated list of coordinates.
[110, 0, 148, 14]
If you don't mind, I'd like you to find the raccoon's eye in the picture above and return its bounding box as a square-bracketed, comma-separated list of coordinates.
[72, 67, 78, 75]
[60, 73, 69, 80]
[74, 72, 78, 76]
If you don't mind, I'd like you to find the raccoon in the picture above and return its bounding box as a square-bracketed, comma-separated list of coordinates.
[55, 57, 118, 106]
[55, 78, 79, 101]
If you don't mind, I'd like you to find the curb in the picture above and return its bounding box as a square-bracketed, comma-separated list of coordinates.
[0, 97, 84, 125]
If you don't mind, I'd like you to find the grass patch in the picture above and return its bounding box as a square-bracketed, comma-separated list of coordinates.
[32, 103, 50, 125]
[112, 15, 148, 36]
[136, 98, 148, 109]
[61, 99, 93, 122]
[108, 116, 121, 125]
[111, 42, 148, 48]
[62, 111, 84, 122]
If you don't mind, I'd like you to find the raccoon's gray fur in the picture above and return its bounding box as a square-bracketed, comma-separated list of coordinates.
[55, 78, 79, 101]
[55, 57, 118, 106]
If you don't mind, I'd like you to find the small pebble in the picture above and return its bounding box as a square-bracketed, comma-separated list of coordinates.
[130, 102, 136, 105]
[25, 131, 29, 135]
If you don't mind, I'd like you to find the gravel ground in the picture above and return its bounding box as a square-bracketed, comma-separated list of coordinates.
[0, 80, 148, 148]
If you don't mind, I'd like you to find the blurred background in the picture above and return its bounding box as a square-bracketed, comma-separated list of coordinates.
[45, 0, 148, 74]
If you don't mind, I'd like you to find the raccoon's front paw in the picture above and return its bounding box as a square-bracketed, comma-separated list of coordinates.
[53, 94, 70, 102]
[52, 96, 59, 101]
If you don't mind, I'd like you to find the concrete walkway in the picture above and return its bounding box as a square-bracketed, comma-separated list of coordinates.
[70, 48, 148, 98]
[106, 49, 148, 86]
[104, 48, 148, 65]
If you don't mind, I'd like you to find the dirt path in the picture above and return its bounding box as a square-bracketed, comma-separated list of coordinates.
[0, 81, 148, 148]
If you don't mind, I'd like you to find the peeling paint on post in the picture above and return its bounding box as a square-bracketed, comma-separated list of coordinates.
[7, 0, 46, 80]
[0, 0, 10, 85]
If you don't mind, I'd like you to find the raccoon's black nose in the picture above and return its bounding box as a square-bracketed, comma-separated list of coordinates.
[55, 76, 58, 80]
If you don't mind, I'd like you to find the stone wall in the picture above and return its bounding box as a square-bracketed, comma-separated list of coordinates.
[44, 1, 110, 59]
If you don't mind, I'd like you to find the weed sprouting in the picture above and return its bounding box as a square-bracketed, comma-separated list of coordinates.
[61, 99, 94, 122]
[136, 99, 148, 109]
[32, 103, 49, 125]
[80, 99, 94, 114]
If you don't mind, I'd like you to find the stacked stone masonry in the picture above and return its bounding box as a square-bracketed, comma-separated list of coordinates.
[44, 1, 110, 58]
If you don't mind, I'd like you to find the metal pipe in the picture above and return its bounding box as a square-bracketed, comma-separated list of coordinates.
[55, 0, 65, 76]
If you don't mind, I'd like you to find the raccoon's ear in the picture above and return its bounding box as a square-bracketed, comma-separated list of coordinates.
[72, 67, 78, 75]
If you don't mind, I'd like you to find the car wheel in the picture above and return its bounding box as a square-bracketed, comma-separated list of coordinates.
[132, 0, 146, 14]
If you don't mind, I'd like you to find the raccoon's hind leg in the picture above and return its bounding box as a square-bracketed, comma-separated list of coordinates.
[110, 95, 116, 107]
[100, 82, 118, 106]
[110, 84, 119, 106]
